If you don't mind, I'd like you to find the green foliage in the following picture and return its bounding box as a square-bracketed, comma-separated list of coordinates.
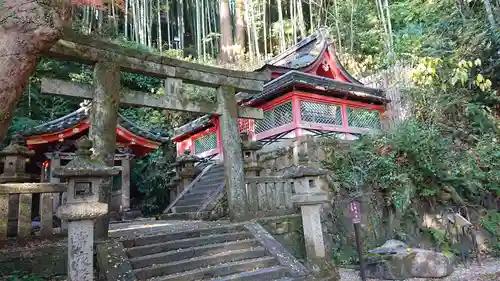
[480, 210, 500, 256]
[131, 147, 176, 216]
[5, 275, 45, 281]
[323, 51, 499, 238]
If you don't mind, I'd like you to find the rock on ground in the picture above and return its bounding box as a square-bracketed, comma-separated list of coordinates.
[340, 259, 500, 281]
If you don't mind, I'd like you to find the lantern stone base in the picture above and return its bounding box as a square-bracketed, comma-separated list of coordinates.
[57, 202, 108, 221]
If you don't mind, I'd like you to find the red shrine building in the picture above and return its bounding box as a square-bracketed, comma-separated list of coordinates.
[173, 29, 389, 159]
[22, 103, 168, 213]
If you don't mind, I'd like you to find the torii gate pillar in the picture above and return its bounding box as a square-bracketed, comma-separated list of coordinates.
[90, 61, 120, 239]
[217, 86, 247, 221]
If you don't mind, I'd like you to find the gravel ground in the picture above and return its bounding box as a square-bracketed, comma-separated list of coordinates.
[339, 259, 500, 281]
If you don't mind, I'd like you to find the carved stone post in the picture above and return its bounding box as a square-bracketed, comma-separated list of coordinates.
[284, 165, 339, 280]
[217, 86, 246, 221]
[120, 151, 133, 213]
[241, 133, 263, 177]
[0, 135, 35, 237]
[165, 170, 180, 204]
[47, 153, 61, 212]
[55, 137, 119, 281]
[173, 150, 200, 191]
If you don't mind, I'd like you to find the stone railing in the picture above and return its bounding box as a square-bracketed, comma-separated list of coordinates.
[243, 176, 296, 218]
[0, 182, 67, 240]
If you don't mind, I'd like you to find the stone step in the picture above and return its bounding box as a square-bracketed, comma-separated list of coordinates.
[189, 184, 220, 193]
[198, 177, 225, 186]
[189, 184, 221, 194]
[172, 205, 203, 213]
[161, 212, 210, 221]
[134, 247, 268, 279]
[183, 191, 212, 200]
[130, 239, 260, 269]
[126, 231, 253, 257]
[174, 198, 206, 207]
[209, 266, 288, 281]
[124, 224, 247, 248]
[142, 256, 278, 281]
[202, 168, 225, 176]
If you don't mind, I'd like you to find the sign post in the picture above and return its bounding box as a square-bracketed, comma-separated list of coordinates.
[349, 198, 366, 281]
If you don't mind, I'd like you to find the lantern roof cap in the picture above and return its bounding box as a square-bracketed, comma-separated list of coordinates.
[241, 133, 263, 151]
[0, 135, 35, 157]
[175, 149, 200, 164]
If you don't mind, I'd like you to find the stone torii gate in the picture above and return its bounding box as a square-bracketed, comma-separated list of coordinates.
[41, 31, 270, 231]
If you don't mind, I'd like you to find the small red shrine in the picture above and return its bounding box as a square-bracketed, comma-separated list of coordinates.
[22, 103, 168, 213]
[174, 28, 389, 159]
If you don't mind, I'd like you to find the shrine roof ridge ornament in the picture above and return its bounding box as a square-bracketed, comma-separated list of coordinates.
[46, 30, 270, 93]
[21, 103, 169, 144]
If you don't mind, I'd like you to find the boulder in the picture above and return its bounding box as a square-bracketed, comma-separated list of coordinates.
[365, 240, 454, 280]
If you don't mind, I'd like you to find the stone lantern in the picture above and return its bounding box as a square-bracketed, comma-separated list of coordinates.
[0, 135, 35, 236]
[240, 133, 263, 177]
[284, 164, 338, 280]
[0, 134, 34, 183]
[54, 137, 119, 281]
[173, 149, 200, 190]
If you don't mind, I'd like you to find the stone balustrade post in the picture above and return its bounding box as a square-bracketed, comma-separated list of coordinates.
[240, 133, 263, 177]
[292, 135, 320, 167]
[54, 137, 119, 281]
[165, 170, 181, 204]
[284, 164, 339, 280]
[173, 150, 200, 190]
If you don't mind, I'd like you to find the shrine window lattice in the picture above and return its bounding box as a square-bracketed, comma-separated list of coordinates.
[254, 102, 293, 134]
[194, 133, 217, 154]
[238, 119, 251, 134]
[300, 100, 342, 125]
[347, 107, 381, 129]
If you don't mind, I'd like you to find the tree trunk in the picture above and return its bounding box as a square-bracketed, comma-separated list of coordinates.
[250, 0, 260, 62]
[157, 0, 163, 52]
[196, 0, 202, 58]
[263, 0, 267, 56]
[219, 0, 233, 62]
[482, 0, 497, 31]
[296, 0, 306, 38]
[178, 0, 185, 49]
[277, 0, 286, 52]
[125, 0, 129, 39]
[235, 0, 246, 55]
[333, 0, 342, 50]
[0, 0, 72, 143]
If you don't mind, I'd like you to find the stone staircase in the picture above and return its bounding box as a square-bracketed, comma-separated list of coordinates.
[162, 163, 226, 220]
[119, 222, 309, 281]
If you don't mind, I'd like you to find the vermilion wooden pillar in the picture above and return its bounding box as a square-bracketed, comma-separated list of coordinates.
[291, 94, 302, 138]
